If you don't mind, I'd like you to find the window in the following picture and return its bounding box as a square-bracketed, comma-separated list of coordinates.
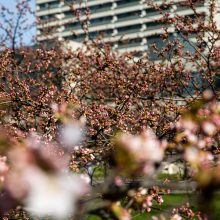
[117, 24, 141, 35]
[64, 11, 74, 18]
[145, 5, 171, 17]
[39, 14, 56, 22]
[118, 38, 142, 49]
[89, 16, 112, 27]
[146, 21, 166, 31]
[64, 33, 86, 41]
[90, 3, 112, 14]
[117, 0, 139, 8]
[117, 11, 140, 22]
[38, 1, 59, 10]
[65, 22, 81, 30]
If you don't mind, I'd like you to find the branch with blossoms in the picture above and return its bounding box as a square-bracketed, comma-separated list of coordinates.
[1, 0, 220, 219]
[0, 92, 219, 219]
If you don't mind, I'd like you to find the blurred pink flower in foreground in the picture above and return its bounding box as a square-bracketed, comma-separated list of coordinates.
[120, 128, 164, 163]
[60, 123, 84, 148]
[202, 121, 216, 136]
[5, 138, 89, 219]
[171, 214, 182, 220]
[0, 156, 9, 182]
[24, 169, 89, 219]
[114, 128, 165, 175]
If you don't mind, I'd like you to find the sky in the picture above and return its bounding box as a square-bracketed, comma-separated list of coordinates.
[0, 0, 36, 46]
[0, 0, 35, 8]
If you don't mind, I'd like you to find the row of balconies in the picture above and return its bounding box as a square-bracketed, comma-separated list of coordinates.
[61, 23, 165, 40]
[37, 2, 206, 33]
[36, 0, 206, 49]
[61, 31, 197, 56]
[38, 0, 203, 12]
[37, 5, 206, 42]
[36, 0, 193, 17]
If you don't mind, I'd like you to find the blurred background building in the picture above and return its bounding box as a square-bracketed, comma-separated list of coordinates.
[36, 0, 218, 58]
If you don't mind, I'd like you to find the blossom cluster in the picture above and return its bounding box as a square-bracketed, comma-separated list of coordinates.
[113, 128, 166, 176]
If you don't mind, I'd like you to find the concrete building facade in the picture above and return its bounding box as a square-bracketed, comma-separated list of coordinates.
[36, 0, 219, 56]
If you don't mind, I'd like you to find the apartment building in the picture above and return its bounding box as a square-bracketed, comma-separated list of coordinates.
[36, 0, 219, 57]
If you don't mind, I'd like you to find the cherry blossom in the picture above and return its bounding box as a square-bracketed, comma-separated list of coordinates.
[24, 169, 89, 218]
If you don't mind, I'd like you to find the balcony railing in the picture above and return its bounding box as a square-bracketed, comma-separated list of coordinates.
[117, 14, 140, 23]
[117, 27, 141, 35]
[90, 5, 112, 14]
[146, 22, 166, 31]
[117, 1, 140, 9]
[89, 19, 112, 27]
[39, 2, 60, 11]
[118, 41, 142, 49]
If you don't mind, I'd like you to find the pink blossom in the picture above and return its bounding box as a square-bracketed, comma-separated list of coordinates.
[179, 118, 198, 132]
[202, 121, 216, 136]
[0, 156, 9, 182]
[115, 176, 124, 186]
[171, 214, 182, 220]
[120, 128, 164, 163]
[24, 168, 89, 218]
[60, 123, 83, 148]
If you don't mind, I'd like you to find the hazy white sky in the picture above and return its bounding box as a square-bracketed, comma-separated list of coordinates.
[0, 0, 36, 46]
